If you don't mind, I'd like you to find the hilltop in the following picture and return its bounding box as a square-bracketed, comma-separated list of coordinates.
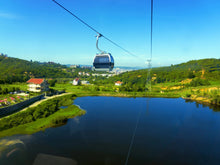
[0, 54, 219, 106]
[0, 53, 219, 85]
[0, 53, 84, 84]
[96, 58, 220, 87]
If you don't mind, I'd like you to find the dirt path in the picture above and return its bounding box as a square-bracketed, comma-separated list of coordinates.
[20, 93, 71, 112]
[0, 93, 71, 120]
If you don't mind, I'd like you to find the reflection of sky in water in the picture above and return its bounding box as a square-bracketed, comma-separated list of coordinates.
[1, 97, 220, 165]
[0, 139, 27, 165]
[0, 139, 24, 154]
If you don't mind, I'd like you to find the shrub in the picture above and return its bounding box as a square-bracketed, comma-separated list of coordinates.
[0, 94, 76, 131]
[185, 93, 191, 97]
[187, 78, 210, 87]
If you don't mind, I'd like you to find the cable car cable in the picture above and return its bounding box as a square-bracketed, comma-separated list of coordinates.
[124, 107, 142, 165]
[124, 0, 153, 164]
[52, 0, 138, 58]
[102, 36, 137, 57]
[150, 0, 153, 61]
[52, 0, 99, 34]
[146, 0, 153, 92]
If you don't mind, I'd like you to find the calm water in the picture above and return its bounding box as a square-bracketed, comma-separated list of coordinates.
[1, 97, 220, 165]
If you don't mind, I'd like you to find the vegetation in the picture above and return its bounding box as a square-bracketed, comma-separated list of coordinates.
[83, 58, 219, 105]
[1, 51, 220, 139]
[0, 53, 93, 84]
[95, 58, 219, 88]
[0, 94, 85, 135]
[0, 104, 85, 138]
[0, 55, 219, 138]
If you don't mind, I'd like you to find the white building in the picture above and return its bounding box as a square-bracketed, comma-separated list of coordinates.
[27, 78, 49, 92]
[73, 78, 80, 85]
[115, 81, 123, 86]
[81, 81, 90, 85]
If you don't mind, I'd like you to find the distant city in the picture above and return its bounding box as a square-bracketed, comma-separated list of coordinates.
[67, 64, 145, 74]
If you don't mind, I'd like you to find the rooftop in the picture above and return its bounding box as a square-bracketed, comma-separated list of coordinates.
[27, 78, 45, 84]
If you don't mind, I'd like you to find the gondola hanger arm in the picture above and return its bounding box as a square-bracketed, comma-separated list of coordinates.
[96, 33, 105, 54]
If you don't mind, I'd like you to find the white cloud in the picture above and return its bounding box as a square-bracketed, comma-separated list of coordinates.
[0, 12, 19, 19]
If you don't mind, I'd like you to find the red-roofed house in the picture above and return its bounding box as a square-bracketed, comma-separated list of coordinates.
[73, 78, 80, 86]
[27, 78, 49, 92]
[115, 81, 123, 86]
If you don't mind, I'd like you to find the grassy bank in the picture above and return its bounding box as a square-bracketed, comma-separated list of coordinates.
[0, 94, 85, 138]
[0, 81, 219, 138]
[0, 105, 85, 138]
[52, 83, 220, 105]
[51, 84, 181, 98]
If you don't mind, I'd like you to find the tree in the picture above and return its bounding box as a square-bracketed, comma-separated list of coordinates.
[187, 71, 195, 78]
[48, 79, 57, 87]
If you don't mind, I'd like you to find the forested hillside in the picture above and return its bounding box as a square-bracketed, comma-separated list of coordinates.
[152, 58, 220, 82]
[95, 58, 220, 91]
[0, 53, 72, 83]
[0, 53, 219, 87]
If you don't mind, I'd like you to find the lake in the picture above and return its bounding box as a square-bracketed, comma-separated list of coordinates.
[1, 97, 220, 165]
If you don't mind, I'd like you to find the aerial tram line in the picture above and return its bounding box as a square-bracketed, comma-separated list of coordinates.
[52, 0, 154, 164]
[52, 0, 99, 34]
[125, 0, 154, 164]
[52, 0, 139, 71]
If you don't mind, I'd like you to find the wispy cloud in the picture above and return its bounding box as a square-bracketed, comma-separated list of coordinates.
[0, 12, 19, 19]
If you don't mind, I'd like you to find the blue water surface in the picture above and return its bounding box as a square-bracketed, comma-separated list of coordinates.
[1, 97, 220, 165]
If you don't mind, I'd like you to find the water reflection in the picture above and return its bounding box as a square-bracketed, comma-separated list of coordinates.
[0, 139, 28, 165]
[1, 97, 220, 165]
[185, 99, 220, 111]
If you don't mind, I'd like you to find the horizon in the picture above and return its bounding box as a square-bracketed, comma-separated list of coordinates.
[1, 0, 220, 67]
[1, 53, 218, 69]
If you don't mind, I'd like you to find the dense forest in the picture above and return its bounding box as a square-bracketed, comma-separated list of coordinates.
[94, 58, 220, 91]
[152, 58, 220, 82]
[0, 53, 91, 84]
[0, 53, 219, 88]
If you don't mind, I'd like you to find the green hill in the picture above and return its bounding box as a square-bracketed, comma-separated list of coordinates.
[0, 53, 219, 87]
[151, 58, 220, 83]
[0, 53, 72, 83]
[95, 58, 220, 91]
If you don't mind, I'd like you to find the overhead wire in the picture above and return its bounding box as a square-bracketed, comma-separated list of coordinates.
[150, 0, 153, 61]
[146, 0, 153, 92]
[52, 0, 139, 58]
[125, 0, 154, 164]
[124, 106, 142, 165]
[52, 1, 154, 163]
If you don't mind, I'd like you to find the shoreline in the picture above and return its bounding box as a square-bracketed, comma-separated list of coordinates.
[0, 91, 219, 139]
[182, 96, 220, 107]
[0, 94, 85, 139]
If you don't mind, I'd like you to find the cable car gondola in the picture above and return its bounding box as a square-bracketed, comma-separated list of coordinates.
[93, 34, 114, 71]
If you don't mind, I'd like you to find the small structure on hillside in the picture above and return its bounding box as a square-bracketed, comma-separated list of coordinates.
[115, 81, 123, 86]
[81, 80, 90, 85]
[27, 78, 49, 92]
[73, 78, 80, 85]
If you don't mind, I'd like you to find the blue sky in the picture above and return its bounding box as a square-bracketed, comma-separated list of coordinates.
[0, 0, 220, 67]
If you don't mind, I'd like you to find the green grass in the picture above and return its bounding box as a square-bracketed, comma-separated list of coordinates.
[209, 80, 220, 86]
[0, 83, 28, 91]
[1, 80, 219, 138]
[52, 82, 220, 100]
[52, 83, 82, 92]
[153, 81, 182, 87]
[51, 83, 184, 98]
[0, 105, 85, 138]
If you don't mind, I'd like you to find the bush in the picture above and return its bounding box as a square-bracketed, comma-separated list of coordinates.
[185, 93, 191, 97]
[187, 78, 210, 87]
[51, 116, 68, 125]
[0, 94, 76, 131]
